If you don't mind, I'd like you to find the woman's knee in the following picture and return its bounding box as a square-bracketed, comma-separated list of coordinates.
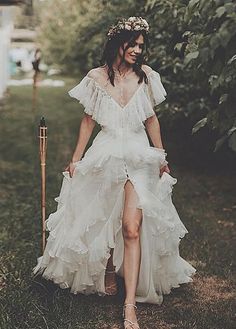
[122, 222, 141, 240]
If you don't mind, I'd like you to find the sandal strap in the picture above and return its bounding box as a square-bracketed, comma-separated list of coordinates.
[123, 303, 137, 314]
[105, 283, 117, 288]
[122, 303, 137, 319]
[123, 303, 137, 309]
[105, 282, 117, 292]
[105, 281, 118, 295]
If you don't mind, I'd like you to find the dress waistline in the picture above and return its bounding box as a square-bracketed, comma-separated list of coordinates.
[101, 125, 145, 135]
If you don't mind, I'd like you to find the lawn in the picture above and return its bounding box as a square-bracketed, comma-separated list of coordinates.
[0, 78, 235, 329]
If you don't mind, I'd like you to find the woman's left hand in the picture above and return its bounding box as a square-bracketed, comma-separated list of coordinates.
[160, 164, 171, 177]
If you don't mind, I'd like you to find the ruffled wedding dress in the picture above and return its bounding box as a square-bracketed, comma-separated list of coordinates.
[33, 65, 196, 304]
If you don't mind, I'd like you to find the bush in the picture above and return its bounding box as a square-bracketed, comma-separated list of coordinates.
[38, 0, 236, 152]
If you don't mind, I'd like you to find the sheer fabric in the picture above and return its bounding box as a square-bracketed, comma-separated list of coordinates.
[85, 65, 164, 109]
[67, 66, 167, 130]
[33, 65, 196, 304]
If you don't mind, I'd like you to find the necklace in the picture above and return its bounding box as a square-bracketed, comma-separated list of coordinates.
[113, 66, 134, 79]
[113, 67, 134, 108]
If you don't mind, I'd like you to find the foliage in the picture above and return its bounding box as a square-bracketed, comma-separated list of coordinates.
[13, 0, 43, 29]
[38, 0, 146, 72]
[176, 0, 236, 152]
[144, 0, 236, 152]
[38, 0, 236, 152]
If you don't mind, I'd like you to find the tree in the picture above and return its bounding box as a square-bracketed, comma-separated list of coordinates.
[38, 0, 236, 152]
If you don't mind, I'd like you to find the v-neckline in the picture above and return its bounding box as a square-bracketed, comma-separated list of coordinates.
[86, 76, 146, 111]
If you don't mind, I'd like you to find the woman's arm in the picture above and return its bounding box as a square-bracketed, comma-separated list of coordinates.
[145, 114, 170, 175]
[71, 114, 96, 162]
[145, 114, 164, 149]
[65, 114, 96, 177]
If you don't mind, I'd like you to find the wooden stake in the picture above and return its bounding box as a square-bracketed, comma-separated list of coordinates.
[38, 117, 47, 252]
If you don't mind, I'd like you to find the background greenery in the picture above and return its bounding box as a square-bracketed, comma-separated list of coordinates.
[38, 0, 236, 154]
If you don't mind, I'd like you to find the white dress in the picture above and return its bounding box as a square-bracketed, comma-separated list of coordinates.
[33, 65, 196, 304]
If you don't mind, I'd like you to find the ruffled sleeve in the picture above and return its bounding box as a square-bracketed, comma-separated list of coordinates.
[147, 70, 167, 108]
[68, 75, 123, 128]
[68, 75, 97, 116]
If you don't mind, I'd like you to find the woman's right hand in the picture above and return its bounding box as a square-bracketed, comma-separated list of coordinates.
[64, 161, 76, 178]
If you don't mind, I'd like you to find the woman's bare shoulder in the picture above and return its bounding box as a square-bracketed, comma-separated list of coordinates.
[87, 66, 107, 79]
[141, 64, 153, 75]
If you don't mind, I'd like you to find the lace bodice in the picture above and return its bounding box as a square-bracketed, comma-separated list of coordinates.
[68, 65, 167, 130]
[87, 66, 151, 109]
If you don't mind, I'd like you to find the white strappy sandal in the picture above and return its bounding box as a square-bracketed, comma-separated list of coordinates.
[122, 303, 140, 329]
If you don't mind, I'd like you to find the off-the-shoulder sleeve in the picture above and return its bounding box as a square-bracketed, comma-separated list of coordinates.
[147, 70, 167, 107]
[68, 75, 96, 116]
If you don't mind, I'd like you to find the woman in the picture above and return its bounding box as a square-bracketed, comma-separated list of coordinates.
[33, 17, 196, 329]
[32, 48, 41, 88]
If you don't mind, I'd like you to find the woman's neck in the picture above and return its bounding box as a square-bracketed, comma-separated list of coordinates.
[111, 60, 133, 76]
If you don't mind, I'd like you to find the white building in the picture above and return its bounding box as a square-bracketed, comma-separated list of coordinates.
[0, 1, 34, 98]
[0, 5, 14, 98]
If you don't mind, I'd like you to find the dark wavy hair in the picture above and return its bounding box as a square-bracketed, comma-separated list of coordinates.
[100, 29, 150, 87]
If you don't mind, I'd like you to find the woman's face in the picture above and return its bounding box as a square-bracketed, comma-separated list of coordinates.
[119, 34, 144, 65]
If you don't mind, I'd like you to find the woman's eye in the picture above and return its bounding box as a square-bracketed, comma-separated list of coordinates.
[128, 42, 144, 50]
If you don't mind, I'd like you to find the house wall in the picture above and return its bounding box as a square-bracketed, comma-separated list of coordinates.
[0, 6, 13, 98]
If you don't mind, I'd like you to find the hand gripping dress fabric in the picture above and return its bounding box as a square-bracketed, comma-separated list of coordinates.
[32, 68, 196, 304]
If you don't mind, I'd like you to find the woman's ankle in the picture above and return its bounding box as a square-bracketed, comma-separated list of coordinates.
[124, 299, 136, 305]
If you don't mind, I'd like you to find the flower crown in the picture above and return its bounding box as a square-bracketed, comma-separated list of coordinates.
[107, 16, 149, 40]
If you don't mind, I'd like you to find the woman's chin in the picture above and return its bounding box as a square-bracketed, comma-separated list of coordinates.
[126, 58, 136, 64]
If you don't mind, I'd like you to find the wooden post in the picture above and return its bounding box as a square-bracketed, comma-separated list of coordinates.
[38, 117, 47, 252]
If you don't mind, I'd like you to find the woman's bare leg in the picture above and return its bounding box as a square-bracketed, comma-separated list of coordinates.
[106, 248, 115, 271]
[122, 180, 142, 324]
[105, 248, 118, 294]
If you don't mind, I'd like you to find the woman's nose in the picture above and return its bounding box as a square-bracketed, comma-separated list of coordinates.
[134, 45, 141, 53]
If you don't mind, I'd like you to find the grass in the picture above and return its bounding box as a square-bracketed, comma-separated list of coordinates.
[0, 77, 235, 329]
